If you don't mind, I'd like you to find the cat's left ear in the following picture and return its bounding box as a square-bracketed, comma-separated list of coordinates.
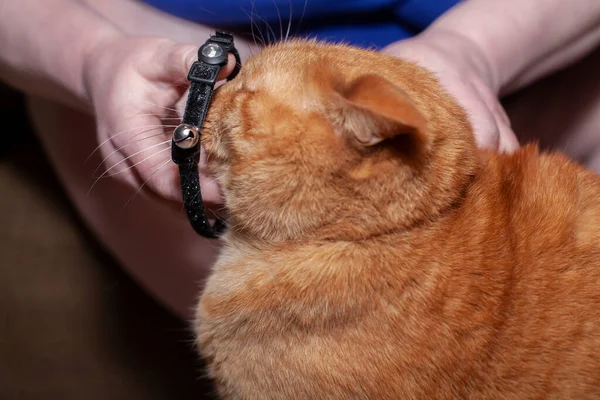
[332, 74, 427, 147]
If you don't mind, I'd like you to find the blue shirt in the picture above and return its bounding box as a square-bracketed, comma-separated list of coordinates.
[144, 0, 459, 49]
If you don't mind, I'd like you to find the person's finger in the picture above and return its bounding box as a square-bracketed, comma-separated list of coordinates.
[447, 81, 500, 150]
[478, 85, 518, 153]
[497, 121, 520, 153]
[467, 108, 500, 150]
[152, 42, 236, 84]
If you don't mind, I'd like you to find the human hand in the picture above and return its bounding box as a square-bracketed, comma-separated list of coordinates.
[382, 31, 519, 152]
[83, 37, 236, 208]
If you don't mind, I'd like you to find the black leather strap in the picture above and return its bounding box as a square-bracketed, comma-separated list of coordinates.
[171, 31, 240, 239]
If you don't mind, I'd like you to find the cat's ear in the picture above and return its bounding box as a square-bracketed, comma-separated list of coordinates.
[332, 74, 427, 147]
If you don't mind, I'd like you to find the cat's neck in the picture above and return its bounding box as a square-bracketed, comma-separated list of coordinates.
[220, 150, 505, 257]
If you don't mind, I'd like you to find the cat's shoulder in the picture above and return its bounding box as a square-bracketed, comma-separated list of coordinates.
[485, 143, 600, 248]
[479, 143, 600, 195]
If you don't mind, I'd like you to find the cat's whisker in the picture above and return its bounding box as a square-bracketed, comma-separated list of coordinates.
[264, 22, 273, 44]
[247, 21, 259, 49]
[85, 124, 176, 164]
[251, 0, 276, 44]
[92, 131, 172, 177]
[246, 2, 261, 46]
[145, 153, 175, 172]
[246, 41, 256, 57]
[271, 0, 283, 41]
[203, 176, 221, 187]
[120, 157, 173, 211]
[243, 8, 267, 47]
[127, 125, 178, 141]
[214, 206, 228, 215]
[285, 0, 293, 42]
[142, 100, 179, 113]
[124, 124, 178, 145]
[103, 144, 171, 179]
[294, 0, 308, 37]
[88, 141, 171, 195]
[193, 5, 218, 16]
[124, 113, 181, 120]
[105, 123, 177, 164]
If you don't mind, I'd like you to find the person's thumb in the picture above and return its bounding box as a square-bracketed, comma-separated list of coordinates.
[155, 41, 236, 84]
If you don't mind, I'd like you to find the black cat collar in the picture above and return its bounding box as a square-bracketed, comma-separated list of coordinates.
[171, 31, 241, 238]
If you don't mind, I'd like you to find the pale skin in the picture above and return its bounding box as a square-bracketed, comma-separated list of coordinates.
[1, 0, 599, 317]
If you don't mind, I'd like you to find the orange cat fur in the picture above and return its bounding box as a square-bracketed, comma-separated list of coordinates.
[195, 40, 600, 399]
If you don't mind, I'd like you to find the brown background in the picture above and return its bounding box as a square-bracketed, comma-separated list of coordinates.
[0, 85, 215, 399]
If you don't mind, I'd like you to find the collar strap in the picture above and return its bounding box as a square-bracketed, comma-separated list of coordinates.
[171, 31, 241, 238]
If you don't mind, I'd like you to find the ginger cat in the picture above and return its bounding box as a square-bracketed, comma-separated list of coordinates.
[195, 40, 600, 399]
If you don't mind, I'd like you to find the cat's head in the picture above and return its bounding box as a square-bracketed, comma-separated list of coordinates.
[203, 40, 479, 242]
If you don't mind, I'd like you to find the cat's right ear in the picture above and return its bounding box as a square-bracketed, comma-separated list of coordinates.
[331, 74, 428, 147]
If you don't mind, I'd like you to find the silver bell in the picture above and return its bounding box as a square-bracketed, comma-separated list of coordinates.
[173, 124, 200, 149]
